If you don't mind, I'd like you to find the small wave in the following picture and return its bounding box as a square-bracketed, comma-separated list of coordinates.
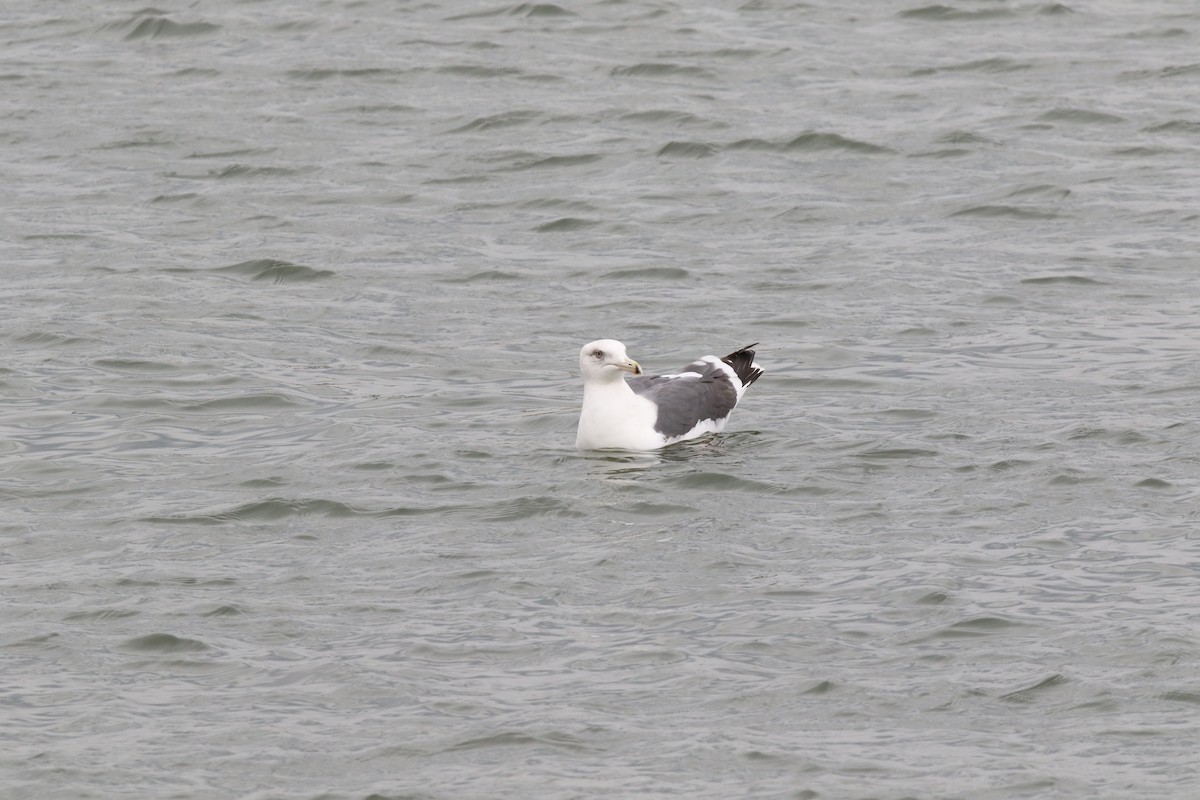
[213, 497, 364, 521]
[521, 197, 599, 213]
[1120, 27, 1189, 40]
[623, 501, 700, 516]
[213, 259, 334, 284]
[93, 358, 179, 373]
[943, 616, 1026, 636]
[802, 680, 837, 695]
[13, 331, 93, 347]
[854, 447, 940, 460]
[437, 64, 526, 79]
[1019, 275, 1104, 285]
[619, 110, 726, 129]
[729, 132, 892, 154]
[171, 67, 220, 78]
[149, 192, 205, 204]
[1037, 108, 1126, 125]
[665, 472, 779, 492]
[998, 673, 1069, 704]
[1123, 63, 1200, 81]
[899, 4, 1015, 21]
[480, 496, 585, 522]
[611, 63, 717, 81]
[92, 391, 309, 415]
[63, 609, 139, 621]
[186, 147, 277, 160]
[532, 217, 599, 232]
[879, 408, 938, 421]
[1161, 691, 1200, 705]
[951, 204, 1062, 220]
[119, 633, 209, 654]
[202, 605, 246, 617]
[786, 377, 878, 390]
[657, 141, 718, 159]
[447, 110, 542, 133]
[285, 67, 406, 81]
[145, 497, 490, 525]
[98, 14, 220, 40]
[97, 134, 174, 150]
[911, 148, 971, 158]
[144, 497, 364, 525]
[937, 131, 995, 145]
[442, 269, 524, 282]
[1111, 145, 1175, 157]
[1048, 471, 1102, 486]
[988, 459, 1035, 471]
[4, 633, 63, 652]
[448, 727, 592, 753]
[1005, 184, 1071, 200]
[601, 266, 689, 280]
[1144, 120, 1200, 134]
[342, 103, 420, 115]
[501, 153, 604, 172]
[447, 3, 576, 20]
[208, 164, 309, 179]
[913, 57, 1032, 75]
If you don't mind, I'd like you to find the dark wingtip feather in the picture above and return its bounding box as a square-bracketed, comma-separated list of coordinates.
[722, 343, 763, 388]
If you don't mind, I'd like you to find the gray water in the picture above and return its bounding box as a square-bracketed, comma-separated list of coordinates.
[3, 1, 1199, 798]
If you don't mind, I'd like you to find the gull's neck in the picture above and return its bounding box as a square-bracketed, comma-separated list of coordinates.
[583, 372, 633, 399]
[577, 373, 644, 450]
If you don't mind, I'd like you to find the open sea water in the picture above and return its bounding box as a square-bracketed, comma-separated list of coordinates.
[3, 1, 1199, 798]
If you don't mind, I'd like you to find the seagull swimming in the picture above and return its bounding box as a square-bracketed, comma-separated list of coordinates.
[575, 339, 763, 450]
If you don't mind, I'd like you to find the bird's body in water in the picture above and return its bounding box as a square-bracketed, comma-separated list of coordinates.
[575, 339, 763, 451]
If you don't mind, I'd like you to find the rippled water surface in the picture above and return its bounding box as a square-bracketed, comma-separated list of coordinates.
[4, 1, 1200, 798]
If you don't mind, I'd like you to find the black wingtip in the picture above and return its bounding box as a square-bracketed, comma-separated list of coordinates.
[721, 343, 763, 388]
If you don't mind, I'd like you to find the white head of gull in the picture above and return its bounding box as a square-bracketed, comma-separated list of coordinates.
[575, 339, 763, 451]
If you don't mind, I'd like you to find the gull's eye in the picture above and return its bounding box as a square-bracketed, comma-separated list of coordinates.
[592, 349, 604, 359]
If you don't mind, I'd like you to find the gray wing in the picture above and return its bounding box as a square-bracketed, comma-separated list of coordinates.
[627, 358, 739, 438]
